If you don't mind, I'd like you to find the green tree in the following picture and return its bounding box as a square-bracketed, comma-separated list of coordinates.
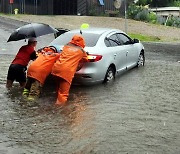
[170, 0, 180, 6]
[136, 0, 152, 6]
[150, 0, 176, 7]
[135, 0, 177, 7]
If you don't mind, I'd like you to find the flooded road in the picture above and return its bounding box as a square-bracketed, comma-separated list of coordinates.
[0, 17, 180, 154]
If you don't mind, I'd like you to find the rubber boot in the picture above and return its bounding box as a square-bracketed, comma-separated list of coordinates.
[22, 88, 29, 98]
[27, 80, 41, 102]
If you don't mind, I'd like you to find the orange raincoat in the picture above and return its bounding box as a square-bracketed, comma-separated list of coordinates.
[27, 47, 60, 85]
[51, 34, 88, 104]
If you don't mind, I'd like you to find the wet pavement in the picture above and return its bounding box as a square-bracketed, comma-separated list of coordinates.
[0, 17, 180, 154]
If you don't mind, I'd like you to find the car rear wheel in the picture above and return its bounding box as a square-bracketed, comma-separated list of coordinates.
[104, 66, 115, 83]
[137, 53, 145, 67]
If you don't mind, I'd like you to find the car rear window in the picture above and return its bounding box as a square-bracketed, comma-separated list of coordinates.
[50, 32, 101, 47]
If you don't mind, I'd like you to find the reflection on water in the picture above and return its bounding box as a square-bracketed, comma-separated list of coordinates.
[0, 47, 180, 153]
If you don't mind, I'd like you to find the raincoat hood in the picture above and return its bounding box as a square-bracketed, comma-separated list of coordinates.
[70, 34, 85, 48]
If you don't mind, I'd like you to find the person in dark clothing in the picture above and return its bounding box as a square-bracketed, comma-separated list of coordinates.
[6, 38, 37, 89]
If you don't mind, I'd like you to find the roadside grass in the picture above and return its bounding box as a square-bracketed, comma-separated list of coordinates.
[129, 33, 161, 42]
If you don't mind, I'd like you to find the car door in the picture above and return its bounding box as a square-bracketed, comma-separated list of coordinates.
[105, 33, 127, 73]
[117, 33, 138, 68]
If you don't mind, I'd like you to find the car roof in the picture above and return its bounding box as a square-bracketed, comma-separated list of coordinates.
[67, 27, 124, 35]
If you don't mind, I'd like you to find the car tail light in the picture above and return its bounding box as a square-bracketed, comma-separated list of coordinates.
[87, 54, 102, 62]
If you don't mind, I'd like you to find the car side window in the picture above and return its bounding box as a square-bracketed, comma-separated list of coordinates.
[117, 33, 132, 45]
[104, 38, 111, 47]
[104, 34, 121, 47]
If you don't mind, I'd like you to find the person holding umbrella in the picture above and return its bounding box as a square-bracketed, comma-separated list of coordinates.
[6, 37, 37, 89]
[51, 34, 88, 106]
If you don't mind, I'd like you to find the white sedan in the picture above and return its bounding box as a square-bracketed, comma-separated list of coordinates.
[50, 28, 145, 85]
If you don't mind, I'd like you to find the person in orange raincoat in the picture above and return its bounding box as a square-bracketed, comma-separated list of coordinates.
[23, 46, 61, 101]
[51, 34, 88, 105]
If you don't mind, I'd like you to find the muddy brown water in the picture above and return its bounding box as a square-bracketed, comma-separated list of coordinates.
[0, 18, 180, 154]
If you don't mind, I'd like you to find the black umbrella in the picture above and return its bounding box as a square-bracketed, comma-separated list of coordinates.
[7, 23, 58, 42]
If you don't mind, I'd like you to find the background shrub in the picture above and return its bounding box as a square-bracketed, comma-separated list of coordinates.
[135, 9, 149, 21]
[166, 16, 180, 27]
[127, 4, 143, 19]
[173, 17, 180, 28]
[165, 16, 175, 26]
[127, 3, 180, 28]
[148, 12, 157, 23]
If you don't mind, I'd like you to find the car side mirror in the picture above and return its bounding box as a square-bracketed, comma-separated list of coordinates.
[133, 38, 139, 43]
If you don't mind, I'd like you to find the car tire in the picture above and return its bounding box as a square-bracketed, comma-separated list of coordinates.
[103, 66, 115, 83]
[137, 52, 145, 67]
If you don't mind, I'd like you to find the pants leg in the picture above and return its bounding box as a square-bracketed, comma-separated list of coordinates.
[25, 77, 35, 91]
[56, 78, 71, 105]
[28, 80, 42, 101]
[23, 77, 35, 97]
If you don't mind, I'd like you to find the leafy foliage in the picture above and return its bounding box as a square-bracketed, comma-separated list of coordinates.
[128, 4, 157, 23]
[135, 9, 150, 21]
[148, 12, 157, 23]
[169, 0, 180, 6]
[135, 0, 180, 7]
[127, 4, 143, 19]
[166, 16, 180, 27]
[128, 2, 180, 28]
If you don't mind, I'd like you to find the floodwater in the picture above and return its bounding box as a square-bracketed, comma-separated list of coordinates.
[0, 19, 180, 154]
